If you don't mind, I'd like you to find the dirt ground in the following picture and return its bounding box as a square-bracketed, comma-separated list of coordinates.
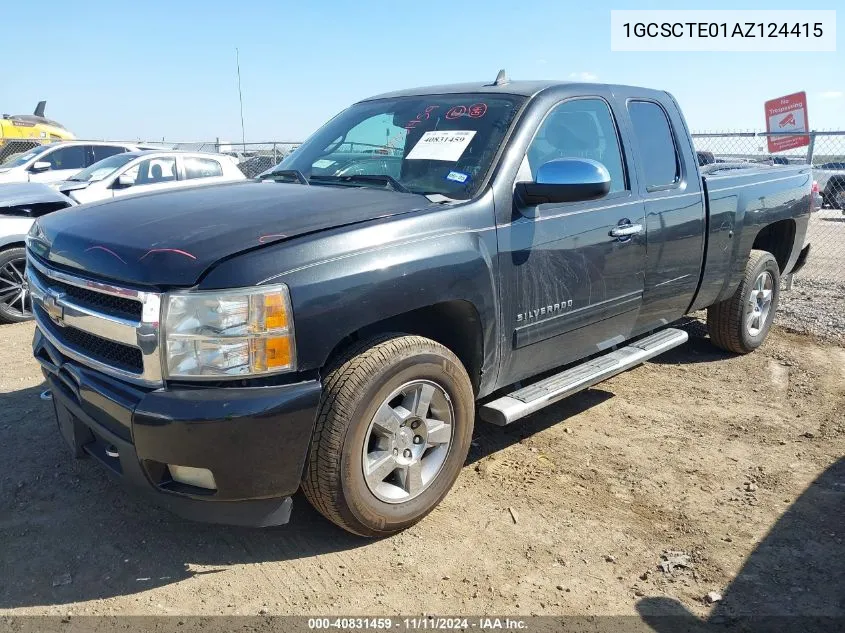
[0, 316, 842, 620]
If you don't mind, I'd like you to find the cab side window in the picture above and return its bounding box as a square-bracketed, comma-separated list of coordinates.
[134, 157, 177, 184]
[627, 101, 679, 190]
[90, 145, 127, 164]
[526, 99, 626, 194]
[43, 145, 87, 171]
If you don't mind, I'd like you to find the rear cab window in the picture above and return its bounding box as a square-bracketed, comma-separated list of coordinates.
[627, 100, 680, 191]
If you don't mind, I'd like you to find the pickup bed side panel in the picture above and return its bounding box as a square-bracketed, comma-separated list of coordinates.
[690, 168, 811, 311]
[200, 196, 501, 397]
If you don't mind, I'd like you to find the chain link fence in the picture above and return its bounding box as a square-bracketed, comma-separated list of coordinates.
[168, 141, 301, 177]
[0, 138, 44, 164]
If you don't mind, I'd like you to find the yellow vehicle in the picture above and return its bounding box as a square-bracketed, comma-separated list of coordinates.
[0, 101, 75, 145]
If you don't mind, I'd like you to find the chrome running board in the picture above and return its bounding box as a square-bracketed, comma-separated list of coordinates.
[479, 328, 689, 426]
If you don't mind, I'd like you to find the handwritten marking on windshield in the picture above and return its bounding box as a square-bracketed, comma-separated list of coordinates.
[447, 103, 488, 119]
[468, 103, 488, 118]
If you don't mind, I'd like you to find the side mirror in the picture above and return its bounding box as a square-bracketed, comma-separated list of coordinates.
[30, 161, 51, 173]
[115, 173, 135, 188]
[516, 158, 611, 206]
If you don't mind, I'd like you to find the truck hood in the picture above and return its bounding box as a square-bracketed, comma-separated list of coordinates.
[31, 181, 436, 287]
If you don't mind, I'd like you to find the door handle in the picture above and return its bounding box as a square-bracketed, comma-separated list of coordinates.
[610, 223, 643, 238]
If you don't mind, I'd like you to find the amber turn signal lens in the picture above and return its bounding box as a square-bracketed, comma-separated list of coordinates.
[264, 294, 288, 330]
[264, 337, 292, 368]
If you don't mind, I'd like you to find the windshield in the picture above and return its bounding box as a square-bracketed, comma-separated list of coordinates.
[268, 93, 525, 199]
[0, 144, 51, 168]
[69, 153, 137, 182]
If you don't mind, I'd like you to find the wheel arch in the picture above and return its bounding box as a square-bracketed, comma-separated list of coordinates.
[0, 239, 26, 252]
[750, 219, 796, 272]
[323, 300, 485, 395]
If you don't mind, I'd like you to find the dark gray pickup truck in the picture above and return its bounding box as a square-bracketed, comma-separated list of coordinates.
[26, 75, 813, 536]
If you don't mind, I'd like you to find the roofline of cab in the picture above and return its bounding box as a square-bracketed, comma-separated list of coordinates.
[356, 81, 671, 104]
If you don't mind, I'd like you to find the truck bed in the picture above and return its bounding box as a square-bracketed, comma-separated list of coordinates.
[691, 164, 812, 312]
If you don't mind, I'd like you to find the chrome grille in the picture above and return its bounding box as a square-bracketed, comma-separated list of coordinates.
[28, 265, 143, 320]
[26, 253, 163, 387]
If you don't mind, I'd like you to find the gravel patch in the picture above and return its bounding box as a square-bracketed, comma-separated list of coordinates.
[778, 278, 845, 345]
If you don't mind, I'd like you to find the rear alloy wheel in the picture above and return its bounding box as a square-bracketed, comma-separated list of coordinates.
[745, 271, 774, 338]
[302, 334, 475, 537]
[0, 247, 32, 324]
[707, 249, 780, 354]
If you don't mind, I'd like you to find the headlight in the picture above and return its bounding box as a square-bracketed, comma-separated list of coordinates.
[163, 284, 295, 379]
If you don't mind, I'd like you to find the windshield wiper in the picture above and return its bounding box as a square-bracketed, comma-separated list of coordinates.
[309, 174, 411, 194]
[259, 169, 310, 185]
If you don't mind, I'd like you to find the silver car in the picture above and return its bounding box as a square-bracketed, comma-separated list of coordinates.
[53, 150, 246, 204]
[0, 141, 152, 186]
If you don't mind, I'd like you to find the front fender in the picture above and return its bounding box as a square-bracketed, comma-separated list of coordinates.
[287, 227, 498, 379]
[199, 195, 501, 394]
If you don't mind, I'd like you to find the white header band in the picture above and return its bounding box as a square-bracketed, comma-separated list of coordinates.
[610, 10, 836, 52]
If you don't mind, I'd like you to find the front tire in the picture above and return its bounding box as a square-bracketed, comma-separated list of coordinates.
[302, 334, 475, 537]
[0, 247, 32, 324]
[707, 249, 780, 354]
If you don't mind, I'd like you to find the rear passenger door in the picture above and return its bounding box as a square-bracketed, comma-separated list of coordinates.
[612, 93, 706, 332]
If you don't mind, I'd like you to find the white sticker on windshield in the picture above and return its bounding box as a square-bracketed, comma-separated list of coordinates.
[312, 159, 336, 168]
[406, 130, 476, 162]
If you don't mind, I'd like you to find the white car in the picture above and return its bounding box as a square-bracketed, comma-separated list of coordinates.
[0, 141, 154, 185]
[53, 150, 246, 204]
[0, 183, 76, 323]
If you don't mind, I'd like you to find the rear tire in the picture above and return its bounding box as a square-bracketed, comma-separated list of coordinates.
[707, 249, 780, 354]
[0, 247, 32, 324]
[302, 334, 475, 537]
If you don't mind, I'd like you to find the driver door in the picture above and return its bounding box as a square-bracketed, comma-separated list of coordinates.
[495, 97, 646, 386]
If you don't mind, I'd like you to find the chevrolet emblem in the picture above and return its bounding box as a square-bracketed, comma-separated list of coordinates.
[42, 292, 65, 327]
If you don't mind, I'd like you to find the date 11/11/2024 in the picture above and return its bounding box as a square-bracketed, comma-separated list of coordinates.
[307, 617, 527, 630]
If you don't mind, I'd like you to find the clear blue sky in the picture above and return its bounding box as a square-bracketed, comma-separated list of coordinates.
[2, 0, 841, 142]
